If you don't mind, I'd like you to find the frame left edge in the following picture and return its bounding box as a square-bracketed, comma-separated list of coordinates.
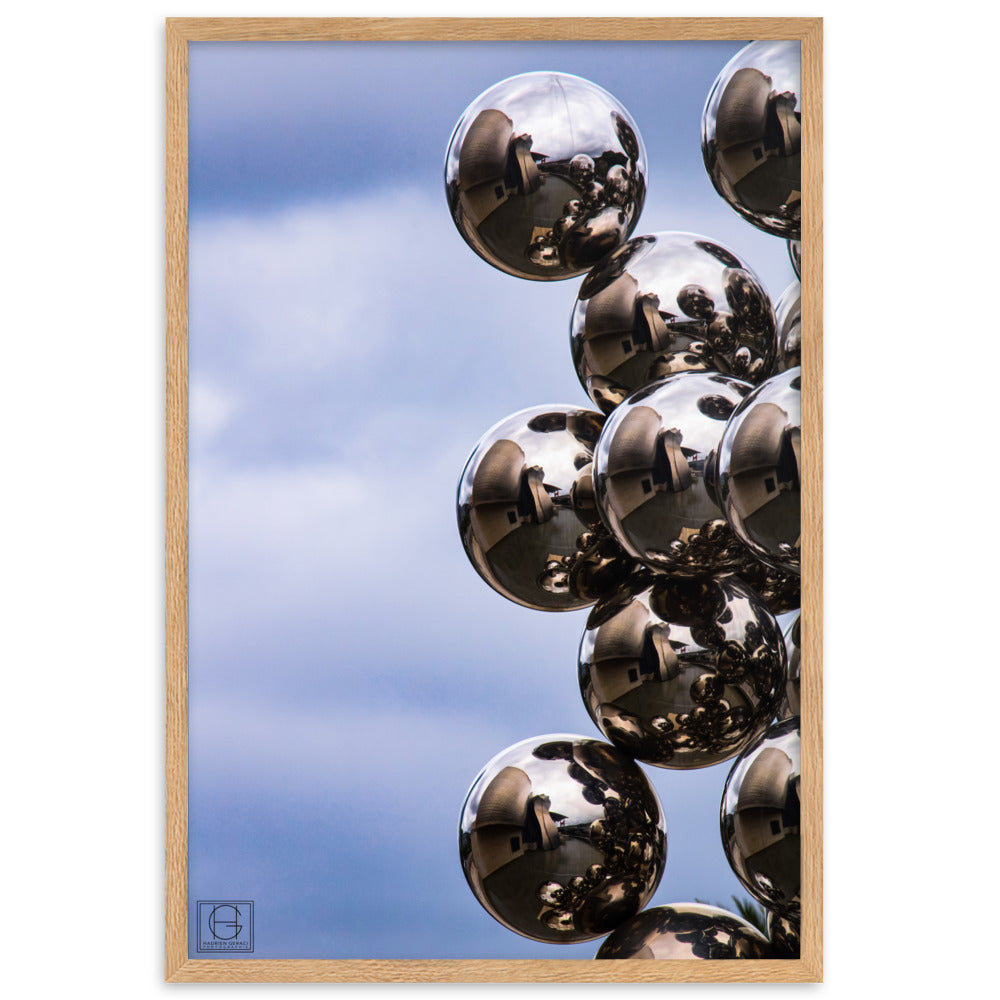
[165, 16, 191, 983]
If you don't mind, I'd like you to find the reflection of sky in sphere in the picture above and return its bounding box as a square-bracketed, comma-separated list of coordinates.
[446, 71, 645, 177]
[594, 231, 768, 315]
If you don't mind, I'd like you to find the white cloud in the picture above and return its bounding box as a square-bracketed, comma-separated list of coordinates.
[188, 186, 588, 433]
[189, 376, 239, 441]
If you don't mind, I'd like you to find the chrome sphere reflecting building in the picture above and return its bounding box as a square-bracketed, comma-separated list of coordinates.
[592, 371, 755, 576]
[579, 575, 786, 768]
[459, 734, 667, 943]
[768, 909, 801, 958]
[595, 903, 770, 959]
[779, 612, 801, 720]
[716, 367, 801, 574]
[721, 717, 801, 916]
[788, 239, 801, 278]
[774, 281, 801, 373]
[735, 559, 800, 617]
[702, 41, 802, 239]
[457, 404, 637, 611]
[570, 232, 778, 413]
[445, 72, 647, 280]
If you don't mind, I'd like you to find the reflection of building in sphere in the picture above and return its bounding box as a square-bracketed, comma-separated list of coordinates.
[579, 575, 786, 768]
[470, 766, 560, 880]
[579, 273, 670, 379]
[595, 903, 770, 959]
[445, 72, 648, 280]
[457, 109, 540, 227]
[714, 68, 800, 215]
[716, 368, 802, 574]
[571, 233, 778, 413]
[608, 408, 694, 511]
[469, 439, 553, 551]
[702, 41, 802, 239]
[729, 403, 800, 521]
[459, 734, 666, 943]
[593, 372, 759, 577]
[734, 747, 800, 857]
[721, 717, 801, 916]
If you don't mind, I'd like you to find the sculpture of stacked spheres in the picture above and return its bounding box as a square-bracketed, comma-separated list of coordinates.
[459, 735, 666, 943]
[578, 574, 785, 768]
[570, 232, 778, 414]
[450, 43, 807, 962]
[701, 41, 802, 239]
[445, 72, 647, 280]
[715, 367, 802, 574]
[595, 903, 770, 960]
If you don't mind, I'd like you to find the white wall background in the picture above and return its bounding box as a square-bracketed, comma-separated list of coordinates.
[1, 0, 994, 994]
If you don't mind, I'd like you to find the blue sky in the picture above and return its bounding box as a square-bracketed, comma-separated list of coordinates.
[187, 39, 798, 960]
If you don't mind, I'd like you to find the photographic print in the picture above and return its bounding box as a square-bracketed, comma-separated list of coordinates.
[166, 17, 822, 983]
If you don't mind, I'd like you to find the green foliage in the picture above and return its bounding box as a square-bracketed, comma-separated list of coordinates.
[695, 896, 769, 937]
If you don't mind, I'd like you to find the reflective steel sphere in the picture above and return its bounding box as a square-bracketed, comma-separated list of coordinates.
[459, 734, 666, 943]
[716, 367, 802, 574]
[767, 909, 801, 958]
[702, 41, 802, 239]
[788, 239, 801, 278]
[458, 404, 636, 611]
[570, 232, 778, 413]
[734, 560, 800, 617]
[774, 281, 801, 372]
[592, 371, 755, 576]
[579, 575, 786, 768]
[445, 72, 647, 280]
[721, 717, 801, 916]
[595, 903, 770, 959]
[778, 612, 800, 720]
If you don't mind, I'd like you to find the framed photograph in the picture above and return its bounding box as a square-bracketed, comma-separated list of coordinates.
[166, 16, 822, 983]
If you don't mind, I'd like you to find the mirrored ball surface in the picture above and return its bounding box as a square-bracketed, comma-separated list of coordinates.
[768, 909, 801, 958]
[593, 372, 755, 576]
[736, 559, 800, 617]
[721, 717, 801, 916]
[779, 612, 800, 720]
[774, 280, 801, 373]
[459, 734, 666, 943]
[702, 41, 802, 239]
[788, 239, 801, 278]
[571, 232, 778, 413]
[579, 575, 786, 768]
[716, 367, 802, 574]
[595, 902, 770, 959]
[445, 72, 647, 280]
[457, 404, 624, 611]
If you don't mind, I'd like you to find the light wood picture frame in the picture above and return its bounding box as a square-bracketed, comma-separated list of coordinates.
[166, 16, 822, 983]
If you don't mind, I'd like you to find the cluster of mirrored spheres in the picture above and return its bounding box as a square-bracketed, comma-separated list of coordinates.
[449, 41, 804, 961]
